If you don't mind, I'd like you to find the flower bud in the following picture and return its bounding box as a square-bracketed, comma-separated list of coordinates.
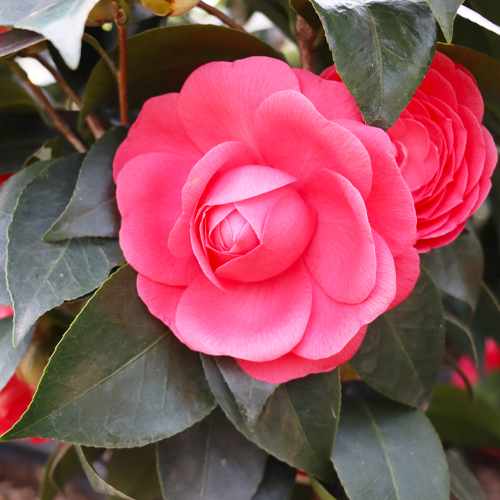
[87, 0, 116, 26]
[138, 0, 199, 17]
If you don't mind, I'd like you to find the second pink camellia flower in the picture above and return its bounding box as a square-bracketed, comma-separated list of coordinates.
[114, 56, 420, 383]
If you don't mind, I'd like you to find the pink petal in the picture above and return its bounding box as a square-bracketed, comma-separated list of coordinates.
[302, 168, 377, 304]
[113, 94, 202, 181]
[419, 69, 458, 112]
[175, 261, 312, 361]
[320, 65, 342, 82]
[216, 189, 315, 282]
[116, 153, 201, 286]
[388, 246, 420, 309]
[293, 231, 396, 359]
[0, 306, 13, 319]
[168, 141, 260, 257]
[201, 165, 297, 206]
[253, 90, 373, 198]
[338, 119, 417, 255]
[177, 57, 300, 153]
[447, 66, 484, 122]
[236, 326, 367, 384]
[136, 274, 185, 339]
[292, 68, 362, 121]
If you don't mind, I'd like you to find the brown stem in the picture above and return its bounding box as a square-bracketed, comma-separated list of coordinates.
[31, 53, 106, 139]
[197, 1, 246, 32]
[114, 4, 129, 126]
[10, 64, 87, 153]
[295, 15, 316, 72]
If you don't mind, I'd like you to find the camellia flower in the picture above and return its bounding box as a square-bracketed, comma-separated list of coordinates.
[114, 56, 420, 383]
[322, 52, 498, 252]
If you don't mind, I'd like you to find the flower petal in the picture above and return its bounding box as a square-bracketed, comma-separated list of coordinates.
[389, 246, 420, 309]
[175, 261, 312, 361]
[178, 57, 300, 153]
[117, 152, 201, 286]
[302, 168, 376, 304]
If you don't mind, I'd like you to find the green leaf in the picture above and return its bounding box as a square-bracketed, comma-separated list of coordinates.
[333, 384, 450, 500]
[0, 315, 33, 391]
[310, 477, 337, 500]
[216, 357, 278, 430]
[421, 231, 484, 313]
[106, 444, 162, 500]
[0, 114, 57, 175]
[80, 25, 283, 126]
[244, 0, 294, 39]
[251, 457, 296, 500]
[44, 127, 127, 241]
[75, 445, 133, 500]
[446, 449, 487, 500]
[0, 29, 45, 58]
[157, 407, 268, 500]
[0, 76, 42, 115]
[351, 267, 445, 408]
[0, 0, 101, 69]
[427, 0, 464, 42]
[289, 0, 322, 32]
[471, 282, 500, 348]
[0, 265, 215, 446]
[309, 0, 437, 129]
[475, 372, 500, 411]
[445, 312, 478, 365]
[0, 160, 54, 306]
[202, 355, 339, 481]
[437, 43, 500, 103]
[427, 384, 500, 448]
[7, 155, 125, 346]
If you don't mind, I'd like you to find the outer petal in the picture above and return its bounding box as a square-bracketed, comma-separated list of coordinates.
[117, 153, 201, 286]
[178, 57, 300, 153]
[236, 326, 367, 384]
[338, 119, 417, 255]
[302, 168, 376, 304]
[168, 141, 260, 257]
[253, 90, 373, 198]
[388, 246, 420, 309]
[113, 94, 202, 181]
[292, 68, 362, 122]
[293, 231, 396, 359]
[175, 261, 313, 361]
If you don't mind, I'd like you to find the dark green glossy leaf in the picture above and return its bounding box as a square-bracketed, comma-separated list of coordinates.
[309, 0, 436, 129]
[0, 29, 45, 58]
[80, 25, 283, 125]
[0, 115, 56, 175]
[475, 372, 500, 411]
[44, 127, 127, 241]
[471, 282, 500, 347]
[39, 445, 60, 500]
[251, 457, 296, 500]
[421, 231, 484, 313]
[216, 357, 278, 430]
[0, 315, 33, 391]
[437, 43, 500, 103]
[351, 267, 445, 408]
[0, 0, 101, 68]
[0, 160, 53, 306]
[289, 0, 322, 32]
[157, 408, 268, 500]
[427, 0, 464, 42]
[427, 384, 500, 448]
[202, 355, 339, 481]
[1, 265, 215, 446]
[107, 444, 162, 500]
[0, 76, 42, 114]
[76, 445, 132, 500]
[7, 155, 125, 346]
[446, 449, 487, 500]
[333, 384, 449, 500]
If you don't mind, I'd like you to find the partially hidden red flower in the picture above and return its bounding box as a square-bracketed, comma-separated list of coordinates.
[114, 56, 420, 383]
[451, 338, 500, 389]
[322, 52, 498, 252]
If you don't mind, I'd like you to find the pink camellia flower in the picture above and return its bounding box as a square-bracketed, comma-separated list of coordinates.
[322, 52, 498, 252]
[114, 56, 420, 383]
